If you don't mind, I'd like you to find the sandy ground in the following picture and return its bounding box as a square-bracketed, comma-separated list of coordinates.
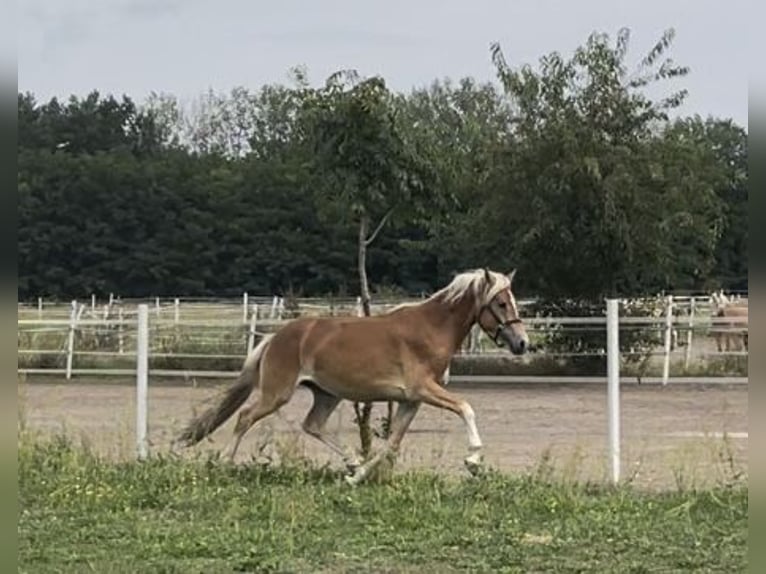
[19, 379, 748, 490]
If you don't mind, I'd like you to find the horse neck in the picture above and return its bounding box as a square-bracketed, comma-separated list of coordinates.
[420, 292, 479, 354]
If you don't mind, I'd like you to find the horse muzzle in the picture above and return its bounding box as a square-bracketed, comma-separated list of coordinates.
[496, 321, 528, 356]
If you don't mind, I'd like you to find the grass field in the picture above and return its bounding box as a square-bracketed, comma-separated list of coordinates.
[19, 432, 747, 573]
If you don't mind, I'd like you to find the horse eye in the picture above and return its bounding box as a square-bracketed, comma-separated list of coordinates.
[497, 301, 507, 309]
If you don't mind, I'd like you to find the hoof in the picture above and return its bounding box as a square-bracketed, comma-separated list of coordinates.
[464, 453, 484, 476]
[345, 460, 361, 476]
[344, 474, 361, 487]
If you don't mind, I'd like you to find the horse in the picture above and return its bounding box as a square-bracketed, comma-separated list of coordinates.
[710, 291, 748, 353]
[177, 268, 529, 485]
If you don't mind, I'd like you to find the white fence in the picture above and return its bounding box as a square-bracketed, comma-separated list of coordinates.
[18, 297, 748, 480]
[18, 293, 748, 385]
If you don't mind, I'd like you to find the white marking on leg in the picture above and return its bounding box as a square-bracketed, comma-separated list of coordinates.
[460, 402, 484, 474]
[460, 402, 482, 450]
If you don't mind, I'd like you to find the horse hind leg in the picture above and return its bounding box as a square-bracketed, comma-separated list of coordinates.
[715, 332, 724, 353]
[301, 383, 361, 473]
[223, 376, 295, 462]
[346, 400, 421, 486]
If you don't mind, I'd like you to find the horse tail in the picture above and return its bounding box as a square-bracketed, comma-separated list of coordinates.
[177, 334, 273, 447]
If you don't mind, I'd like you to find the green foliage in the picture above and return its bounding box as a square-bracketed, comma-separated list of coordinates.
[484, 28, 723, 299]
[17, 28, 747, 302]
[19, 435, 747, 573]
[18, 91, 163, 155]
[298, 72, 447, 237]
[667, 117, 748, 290]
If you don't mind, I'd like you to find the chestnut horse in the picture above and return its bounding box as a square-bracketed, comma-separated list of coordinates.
[710, 291, 748, 352]
[178, 268, 529, 485]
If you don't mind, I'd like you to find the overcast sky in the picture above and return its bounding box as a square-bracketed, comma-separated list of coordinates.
[18, 0, 750, 127]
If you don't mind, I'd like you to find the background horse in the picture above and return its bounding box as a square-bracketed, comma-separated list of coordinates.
[178, 268, 529, 485]
[710, 290, 748, 352]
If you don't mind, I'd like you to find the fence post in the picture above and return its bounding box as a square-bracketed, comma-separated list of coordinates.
[662, 295, 674, 386]
[243, 292, 249, 324]
[606, 298, 620, 484]
[468, 325, 479, 353]
[684, 297, 696, 370]
[174, 298, 180, 325]
[270, 296, 278, 319]
[155, 297, 161, 317]
[118, 306, 125, 355]
[65, 300, 77, 380]
[91, 294, 96, 314]
[136, 304, 149, 461]
[356, 296, 363, 317]
[247, 304, 258, 353]
[37, 297, 43, 319]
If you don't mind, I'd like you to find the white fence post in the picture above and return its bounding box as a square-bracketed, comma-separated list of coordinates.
[243, 292, 249, 324]
[684, 297, 696, 370]
[247, 304, 258, 352]
[356, 296, 363, 317]
[662, 295, 674, 386]
[65, 300, 77, 380]
[91, 294, 96, 314]
[136, 304, 149, 461]
[37, 297, 43, 319]
[118, 307, 125, 355]
[174, 298, 180, 325]
[606, 298, 620, 485]
[155, 297, 161, 317]
[270, 296, 278, 319]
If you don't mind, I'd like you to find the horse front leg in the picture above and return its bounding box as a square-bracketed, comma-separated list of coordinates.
[414, 379, 484, 475]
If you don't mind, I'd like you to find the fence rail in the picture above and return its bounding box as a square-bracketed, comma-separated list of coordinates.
[18, 296, 748, 483]
[18, 293, 748, 384]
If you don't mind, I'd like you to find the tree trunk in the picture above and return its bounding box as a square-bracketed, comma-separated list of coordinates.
[357, 215, 372, 316]
[354, 215, 374, 458]
[353, 212, 397, 458]
[353, 401, 374, 459]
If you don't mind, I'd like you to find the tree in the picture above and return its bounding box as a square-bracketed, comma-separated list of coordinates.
[664, 117, 747, 291]
[18, 91, 161, 156]
[17, 35, 747, 306]
[397, 78, 513, 281]
[299, 72, 445, 457]
[143, 69, 312, 160]
[483, 28, 723, 299]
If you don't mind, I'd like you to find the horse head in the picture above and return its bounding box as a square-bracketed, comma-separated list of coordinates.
[476, 268, 530, 356]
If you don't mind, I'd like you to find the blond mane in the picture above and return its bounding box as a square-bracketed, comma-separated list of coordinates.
[384, 269, 512, 315]
[433, 269, 511, 307]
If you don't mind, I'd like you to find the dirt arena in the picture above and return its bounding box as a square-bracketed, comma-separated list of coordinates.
[19, 379, 748, 490]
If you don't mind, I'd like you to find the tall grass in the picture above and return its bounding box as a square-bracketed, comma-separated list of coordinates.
[19, 432, 747, 573]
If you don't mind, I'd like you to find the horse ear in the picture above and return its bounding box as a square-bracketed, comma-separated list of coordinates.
[483, 268, 494, 286]
[507, 269, 517, 283]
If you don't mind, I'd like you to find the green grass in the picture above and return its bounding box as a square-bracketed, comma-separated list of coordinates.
[19, 434, 747, 573]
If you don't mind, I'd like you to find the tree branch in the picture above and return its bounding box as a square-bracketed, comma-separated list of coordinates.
[364, 207, 395, 246]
